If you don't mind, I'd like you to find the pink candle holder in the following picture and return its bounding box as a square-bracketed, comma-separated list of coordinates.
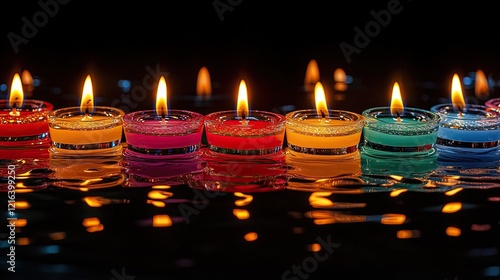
[203, 110, 286, 158]
[123, 109, 204, 159]
[0, 99, 53, 148]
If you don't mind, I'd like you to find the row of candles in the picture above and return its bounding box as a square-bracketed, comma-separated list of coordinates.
[1, 68, 500, 162]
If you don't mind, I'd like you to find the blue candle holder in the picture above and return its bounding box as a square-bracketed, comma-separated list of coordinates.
[430, 103, 500, 162]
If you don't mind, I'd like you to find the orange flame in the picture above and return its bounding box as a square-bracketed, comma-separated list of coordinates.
[475, 69, 489, 100]
[155, 76, 168, 118]
[9, 73, 23, 116]
[237, 79, 249, 121]
[314, 82, 329, 118]
[80, 75, 94, 114]
[390, 82, 404, 120]
[304, 59, 320, 89]
[451, 74, 466, 112]
[196, 66, 212, 97]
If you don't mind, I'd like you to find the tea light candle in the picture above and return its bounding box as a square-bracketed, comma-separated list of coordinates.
[48, 75, 125, 158]
[361, 82, 441, 158]
[285, 81, 364, 157]
[431, 74, 500, 160]
[203, 79, 286, 157]
[0, 73, 53, 148]
[123, 76, 204, 159]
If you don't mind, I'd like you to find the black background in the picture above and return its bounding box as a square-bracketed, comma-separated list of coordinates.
[1, 0, 500, 113]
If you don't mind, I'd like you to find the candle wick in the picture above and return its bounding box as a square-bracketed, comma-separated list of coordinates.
[320, 110, 326, 123]
[161, 113, 166, 124]
[241, 111, 248, 125]
[396, 112, 401, 123]
[9, 105, 20, 117]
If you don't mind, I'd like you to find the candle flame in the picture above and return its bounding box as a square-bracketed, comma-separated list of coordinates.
[237, 79, 249, 121]
[9, 73, 24, 115]
[21, 69, 34, 96]
[390, 82, 404, 120]
[314, 82, 329, 118]
[333, 68, 348, 92]
[196, 66, 212, 97]
[451, 73, 466, 112]
[80, 75, 94, 114]
[304, 59, 320, 90]
[474, 69, 489, 100]
[155, 76, 168, 119]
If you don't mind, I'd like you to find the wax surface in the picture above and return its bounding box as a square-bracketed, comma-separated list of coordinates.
[49, 125, 122, 144]
[205, 119, 285, 150]
[126, 131, 202, 149]
[363, 128, 437, 147]
[437, 127, 500, 142]
[286, 119, 362, 149]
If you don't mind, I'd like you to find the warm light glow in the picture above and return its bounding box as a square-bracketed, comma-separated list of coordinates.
[80, 75, 94, 114]
[445, 188, 463, 196]
[333, 68, 348, 91]
[451, 74, 466, 112]
[21, 69, 34, 95]
[82, 217, 101, 227]
[390, 82, 404, 118]
[390, 189, 407, 197]
[49, 232, 66, 241]
[234, 192, 253, 207]
[18, 238, 30, 246]
[236, 79, 249, 120]
[155, 76, 168, 118]
[308, 243, 321, 252]
[446, 226, 461, 237]
[147, 200, 166, 208]
[15, 219, 27, 227]
[397, 230, 421, 239]
[380, 214, 406, 225]
[86, 224, 104, 233]
[197, 66, 212, 96]
[304, 59, 320, 87]
[475, 69, 489, 100]
[15, 201, 30, 209]
[442, 202, 462, 213]
[309, 192, 334, 208]
[152, 215, 173, 227]
[314, 82, 329, 118]
[333, 68, 346, 82]
[9, 73, 23, 115]
[244, 232, 258, 242]
[148, 190, 173, 200]
[233, 209, 250, 220]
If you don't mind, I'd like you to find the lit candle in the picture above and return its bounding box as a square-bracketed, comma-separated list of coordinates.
[48, 75, 125, 158]
[285, 81, 364, 158]
[361, 81, 441, 158]
[431, 73, 500, 161]
[173, 66, 229, 114]
[203, 79, 287, 157]
[0, 73, 53, 149]
[122, 76, 204, 159]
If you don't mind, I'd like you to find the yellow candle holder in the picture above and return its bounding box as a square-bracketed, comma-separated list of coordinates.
[285, 109, 364, 159]
[48, 106, 125, 158]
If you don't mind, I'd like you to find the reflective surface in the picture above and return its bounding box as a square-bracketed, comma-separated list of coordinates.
[1, 144, 500, 280]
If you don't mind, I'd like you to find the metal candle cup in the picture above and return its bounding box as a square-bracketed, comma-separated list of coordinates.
[361, 107, 441, 158]
[430, 103, 500, 159]
[285, 109, 364, 157]
[0, 99, 53, 148]
[203, 110, 286, 156]
[48, 106, 125, 157]
[123, 109, 204, 159]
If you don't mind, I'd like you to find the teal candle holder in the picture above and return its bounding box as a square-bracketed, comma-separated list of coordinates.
[361, 107, 441, 158]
